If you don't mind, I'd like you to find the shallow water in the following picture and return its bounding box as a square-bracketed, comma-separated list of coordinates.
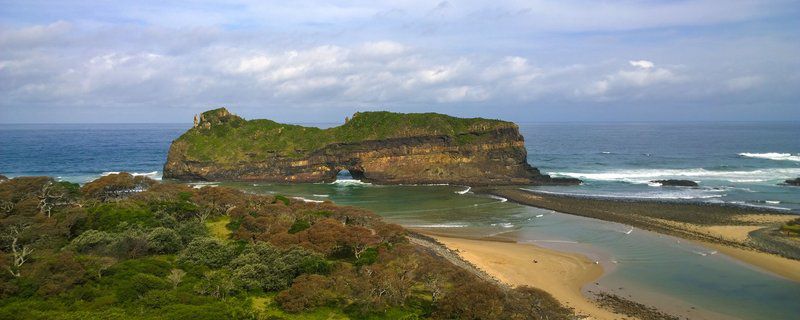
[227, 180, 800, 320]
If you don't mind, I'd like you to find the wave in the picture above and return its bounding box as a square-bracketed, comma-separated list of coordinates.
[739, 152, 800, 162]
[551, 167, 800, 184]
[522, 239, 580, 244]
[102, 171, 159, 177]
[490, 222, 515, 228]
[330, 178, 371, 186]
[521, 188, 725, 200]
[487, 195, 508, 202]
[456, 186, 471, 194]
[189, 182, 219, 189]
[312, 194, 329, 197]
[406, 223, 468, 228]
[292, 196, 324, 203]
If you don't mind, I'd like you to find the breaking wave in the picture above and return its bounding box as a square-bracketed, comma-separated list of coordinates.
[406, 223, 468, 228]
[521, 188, 725, 200]
[551, 168, 800, 184]
[739, 152, 800, 162]
[292, 196, 324, 203]
[330, 178, 371, 186]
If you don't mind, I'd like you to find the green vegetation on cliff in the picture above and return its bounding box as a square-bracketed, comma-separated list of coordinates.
[178, 108, 516, 162]
[0, 174, 572, 319]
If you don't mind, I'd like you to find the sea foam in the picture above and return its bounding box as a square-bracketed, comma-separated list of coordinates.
[551, 167, 800, 184]
[739, 152, 800, 162]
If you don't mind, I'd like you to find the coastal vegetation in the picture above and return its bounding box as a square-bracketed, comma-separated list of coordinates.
[0, 173, 572, 319]
[180, 108, 515, 161]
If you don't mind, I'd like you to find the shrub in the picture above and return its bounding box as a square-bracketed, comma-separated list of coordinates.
[288, 219, 310, 234]
[70, 229, 115, 253]
[178, 237, 236, 269]
[275, 274, 336, 313]
[147, 227, 182, 253]
[175, 220, 209, 244]
[115, 273, 170, 302]
[86, 201, 155, 231]
[81, 172, 156, 200]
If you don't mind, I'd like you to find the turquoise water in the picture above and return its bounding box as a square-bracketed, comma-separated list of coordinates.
[224, 180, 800, 320]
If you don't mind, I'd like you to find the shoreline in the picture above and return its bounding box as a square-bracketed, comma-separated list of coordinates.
[411, 230, 620, 320]
[482, 187, 800, 283]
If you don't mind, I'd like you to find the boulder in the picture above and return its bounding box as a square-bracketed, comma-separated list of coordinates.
[651, 179, 698, 187]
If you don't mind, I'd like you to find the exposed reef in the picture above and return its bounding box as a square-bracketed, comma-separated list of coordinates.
[164, 108, 578, 186]
[651, 179, 699, 187]
[783, 178, 800, 186]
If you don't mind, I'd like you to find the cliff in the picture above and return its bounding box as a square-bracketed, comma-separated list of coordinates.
[163, 108, 579, 186]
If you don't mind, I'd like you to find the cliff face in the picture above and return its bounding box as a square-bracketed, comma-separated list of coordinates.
[164, 108, 579, 186]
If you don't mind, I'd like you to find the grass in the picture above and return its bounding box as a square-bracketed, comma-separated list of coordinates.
[178, 108, 515, 162]
[206, 216, 231, 241]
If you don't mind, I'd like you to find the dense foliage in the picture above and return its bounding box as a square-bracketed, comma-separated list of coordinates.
[0, 173, 572, 319]
[178, 108, 516, 161]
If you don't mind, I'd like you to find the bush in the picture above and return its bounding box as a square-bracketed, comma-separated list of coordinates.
[86, 201, 155, 231]
[276, 274, 336, 313]
[115, 273, 170, 302]
[288, 219, 310, 234]
[81, 172, 156, 200]
[147, 227, 182, 253]
[178, 237, 236, 269]
[70, 229, 115, 253]
[175, 220, 208, 244]
[229, 244, 329, 292]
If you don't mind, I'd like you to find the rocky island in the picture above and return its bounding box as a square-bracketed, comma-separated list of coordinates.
[164, 108, 579, 186]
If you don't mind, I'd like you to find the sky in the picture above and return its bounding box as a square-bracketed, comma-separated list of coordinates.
[1, 0, 799, 123]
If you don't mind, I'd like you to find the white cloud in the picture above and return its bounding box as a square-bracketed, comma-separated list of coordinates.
[629, 60, 654, 69]
[580, 60, 681, 97]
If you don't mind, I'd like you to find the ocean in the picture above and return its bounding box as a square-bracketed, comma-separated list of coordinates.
[1, 121, 800, 319]
[2, 122, 798, 211]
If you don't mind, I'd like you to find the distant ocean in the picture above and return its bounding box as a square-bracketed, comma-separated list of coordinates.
[1, 122, 799, 211]
[3, 121, 800, 319]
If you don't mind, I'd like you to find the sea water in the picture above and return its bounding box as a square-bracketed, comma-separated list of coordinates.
[2, 122, 800, 319]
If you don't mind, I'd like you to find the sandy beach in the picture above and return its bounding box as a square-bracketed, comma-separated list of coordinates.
[425, 234, 621, 320]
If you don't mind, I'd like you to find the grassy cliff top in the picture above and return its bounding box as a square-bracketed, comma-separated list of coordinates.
[176, 108, 516, 162]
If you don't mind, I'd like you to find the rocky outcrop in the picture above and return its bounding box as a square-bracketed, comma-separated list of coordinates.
[783, 178, 800, 186]
[164, 108, 579, 186]
[651, 179, 698, 187]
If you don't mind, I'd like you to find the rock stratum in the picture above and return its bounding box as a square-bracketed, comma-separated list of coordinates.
[164, 108, 579, 186]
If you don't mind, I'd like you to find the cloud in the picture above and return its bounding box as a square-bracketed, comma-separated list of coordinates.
[580, 60, 681, 98]
[0, 1, 799, 122]
[629, 60, 654, 69]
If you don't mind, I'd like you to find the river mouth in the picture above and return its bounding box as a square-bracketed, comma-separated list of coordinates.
[224, 181, 800, 320]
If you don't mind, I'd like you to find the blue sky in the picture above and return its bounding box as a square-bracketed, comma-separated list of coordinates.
[1, 0, 799, 123]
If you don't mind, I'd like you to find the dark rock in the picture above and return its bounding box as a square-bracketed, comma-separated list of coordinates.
[651, 179, 698, 187]
[164, 108, 581, 186]
[0, 174, 7, 181]
[783, 178, 800, 186]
